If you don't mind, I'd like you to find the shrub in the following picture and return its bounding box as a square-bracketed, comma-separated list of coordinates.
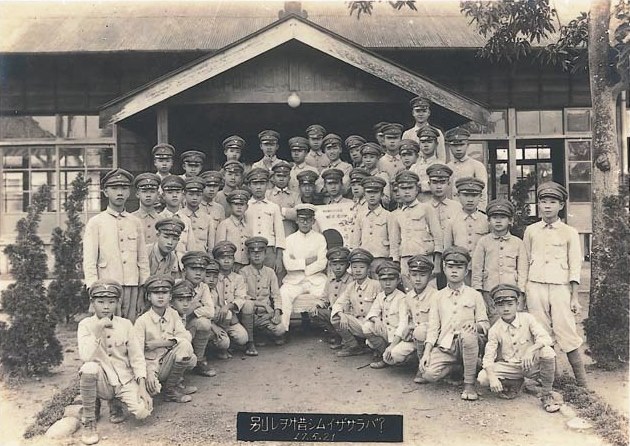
[509, 173, 536, 239]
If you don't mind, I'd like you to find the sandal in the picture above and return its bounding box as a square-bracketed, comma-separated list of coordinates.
[370, 360, 389, 369]
[245, 343, 259, 357]
[461, 384, 479, 401]
[541, 393, 561, 413]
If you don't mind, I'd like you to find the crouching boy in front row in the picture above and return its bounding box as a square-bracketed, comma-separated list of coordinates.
[133, 275, 197, 404]
[476, 284, 559, 412]
[78, 279, 152, 445]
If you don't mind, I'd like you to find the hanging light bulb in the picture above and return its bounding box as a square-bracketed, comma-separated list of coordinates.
[287, 91, 301, 108]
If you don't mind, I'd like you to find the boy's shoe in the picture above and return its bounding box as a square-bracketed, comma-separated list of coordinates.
[108, 398, 127, 424]
[81, 420, 99, 445]
[177, 382, 198, 395]
[461, 384, 479, 401]
[164, 387, 192, 403]
[245, 342, 259, 356]
[329, 343, 343, 350]
[541, 392, 561, 413]
[413, 369, 428, 384]
[369, 360, 389, 369]
[336, 345, 365, 357]
[193, 362, 217, 377]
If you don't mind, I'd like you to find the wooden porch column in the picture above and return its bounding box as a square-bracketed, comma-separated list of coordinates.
[157, 105, 168, 144]
[507, 108, 518, 192]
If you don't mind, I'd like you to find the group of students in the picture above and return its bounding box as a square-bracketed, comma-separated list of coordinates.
[77, 96, 588, 445]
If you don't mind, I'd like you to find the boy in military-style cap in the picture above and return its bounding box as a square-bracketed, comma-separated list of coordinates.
[412, 127, 442, 201]
[360, 143, 391, 207]
[222, 135, 245, 162]
[215, 160, 245, 216]
[147, 218, 184, 279]
[132, 173, 162, 246]
[203, 259, 232, 356]
[331, 248, 380, 357]
[362, 261, 407, 369]
[239, 236, 286, 348]
[398, 140, 421, 172]
[253, 130, 283, 172]
[417, 246, 489, 401]
[445, 127, 488, 208]
[78, 280, 152, 445]
[180, 150, 206, 180]
[377, 123, 405, 180]
[157, 175, 200, 255]
[321, 168, 352, 205]
[199, 170, 226, 226]
[215, 189, 252, 271]
[288, 136, 321, 193]
[373, 122, 389, 147]
[472, 199, 528, 324]
[296, 170, 323, 206]
[477, 284, 559, 412]
[245, 168, 287, 273]
[267, 160, 300, 238]
[322, 134, 352, 191]
[152, 143, 175, 181]
[305, 124, 329, 172]
[523, 182, 588, 387]
[133, 275, 197, 403]
[181, 177, 217, 252]
[84, 169, 150, 322]
[402, 96, 446, 163]
[212, 241, 255, 357]
[345, 135, 366, 168]
[348, 168, 370, 233]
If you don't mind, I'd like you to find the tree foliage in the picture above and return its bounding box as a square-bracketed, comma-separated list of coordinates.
[48, 173, 90, 324]
[0, 186, 63, 376]
[347, 0, 417, 19]
[509, 174, 536, 240]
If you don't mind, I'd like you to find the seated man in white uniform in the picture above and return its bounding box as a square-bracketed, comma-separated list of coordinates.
[279, 204, 328, 331]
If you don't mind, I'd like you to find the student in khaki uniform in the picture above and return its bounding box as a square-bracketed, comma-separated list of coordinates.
[132, 173, 162, 246]
[222, 135, 245, 162]
[181, 177, 216, 253]
[445, 128, 488, 209]
[331, 248, 380, 357]
[377, 123, 405, 180]
[157, 175, 200, 255]
[288, 136, 322, 194]
[252, 130, 283, 172]
[373, 122, 389, 147]
[305, 124, 329, 172]
[477, 284, 559, 412]
[215, 160, 245, 215]
[322, 134, 352, 191]
[412, 127, 441, 202]
[360, 142, 391, 207]
[239, 237, 286, 348]
[402, 96, 447, 163]
[199, 170, 226, 227]
[417, 246, 489, 401]
[133, 275, 197, 404]
[524, 182, 588, 387]
[83, 169, 150, 322]
[296, 170, 323, 206]
[345, 135, 366, 168]
[78, 280, 152, 445]
[472, 199, 528, 324]
[215, 189, 252, 271]
[321, 168, 353, 205]
[362, 261, 408, 369]
[147, 218, 184, 279]
[398, 140, 421, 172]
[267, 160, 300, 238]
[152, 143, 175, 182]
[203, 259, 231, 358]
[348, 167, 369, 216]
[180, 150, 205, 180]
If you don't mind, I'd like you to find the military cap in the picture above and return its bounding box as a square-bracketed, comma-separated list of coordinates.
[184, 177, 205, 192]
[295, 203, 317, 216]
[444, 128, 471, 145]
[360, 142, 383, 157]
[212, 240, 237, 258]
[426, 163, 453, 179]
[89, 279, 123, 299]
[288, 136, 310, 150]
[258, 130, 280, 143]
[321, 168, 344, 183]
[455, 176, 485, 194]
[271, 160, 292, 174]
[407, 255, 434, 272]
[537, 181, 567, 201]
[349, 167, 370, 183]
[348, 248, 374, 264]
[226, 189, 251, 204]
[305, 124, 326, 137]
[397, 139, 421, 155]
[134, 172, 161, 190]
[181, 150, 206, 164]
[181, 251, 211, 268]
[245, 167, 270, 183]
[490, 283, 522, 304]
[442, 246, 471, 265]
[205, 258, 220, 273]
[381, 123, 404, 137]
[223, 160, 245, 173]
[376, 260, 401, 278]
[361, 176, 387, 191]
[296, 170, 319, 185]
[152, 143, 175, 158]
[155, 217, 185, 236]
[200, 170, 224, 186]
[417, 126, 440, 141]
[244, 236, 269, 251]
[486, 199, 515, 217]
[172, 280, 195, 299]
[326, 246, 351, 261]
[161, 174, 186, 191]
[345, 135, 366, 148]
[222, 135, 245, 150]
[373, 122, 389, 135]
[144, 275, 174, 292]
[322, 134, 343, 149]
[394, 170, 420, 184]
[409, 96, 431, 109]
[102, 168, 133, 187]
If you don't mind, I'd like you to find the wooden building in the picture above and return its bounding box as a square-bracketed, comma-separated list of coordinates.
[0, 1, 628, 275]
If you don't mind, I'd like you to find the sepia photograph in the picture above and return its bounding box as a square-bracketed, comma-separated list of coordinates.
[0, 0, 628, 445]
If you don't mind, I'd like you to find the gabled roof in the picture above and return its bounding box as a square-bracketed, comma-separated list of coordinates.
[99, 14, 490, 125]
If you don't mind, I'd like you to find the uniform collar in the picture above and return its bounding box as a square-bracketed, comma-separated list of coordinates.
[419, 154, 438, 164]
[446, 283, 465, 296]
[331, 272, 351, 284]
[149, 307, 172, 323]
[272, 186, 291, 195]
[355, 278, 370, 291]
[410, 287, 432, 301]
[136, 206, 158, 219]
[329, 195, 344, 204]
[464, 210, 481, 220]
[229, 215, 246, 226]
[182, 206, 199, 218]
[402, 199, 420, 211]
[151, 243, 170, 261]
[498, 313, 522, 331]
[329, 160, 342, 168]
[309, 149, 324, 157]
[492, 232, 511, 240]
[106, 207, 128, 218]
[366, 205, 384, 216]
[543, 219, 561, 229]
[249, 197, 269, 205]
[453, 155, 469, 163]
[384, 152, 400, 161]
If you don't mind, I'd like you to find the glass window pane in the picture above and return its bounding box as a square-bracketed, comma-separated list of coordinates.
[86, 116, 114, 138]
[569, 162, 591, 182]
[60, 171, 82, 190]
[3, 172, 27, 212]
[540, 110, 563, 134]
[516, 111, 540, 134]
[59, 115, 86, 139]
[2, 146, 29, 168]
[85, 146, 113, 168]
[528, 203, 537, 216]
[524, 148, 538, 159]
[494, 163, 509, 200]
[60, 147, 84, 167]
[567, 140, 591, 161]
[496, 149, 508, 161]
[569, 183, 591, 202]
[566, 109, 592, 133]
[30, 147, 56, 168]
[86, 181, 106, 212]
[538, 147, 551, 158]
[515, 150, 523, 160]
[0, 116, 56, 139]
